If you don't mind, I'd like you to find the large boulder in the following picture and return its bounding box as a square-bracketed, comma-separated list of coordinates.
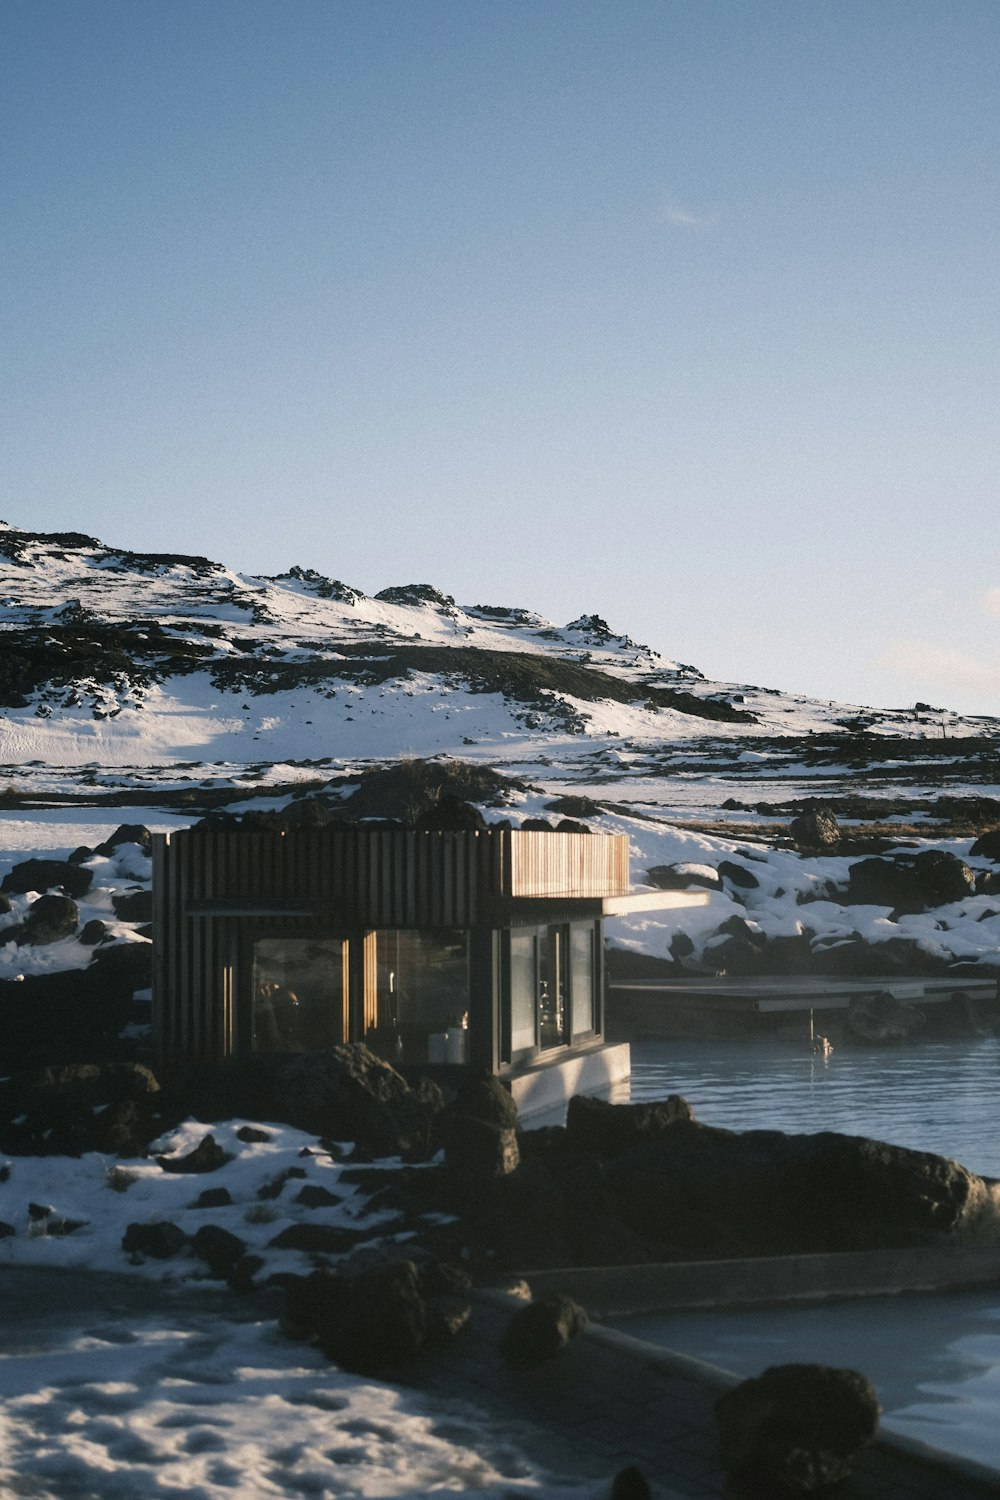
[970, 828, 1000, 861]
[565, 1093, 694, 1154]
[845, 851, 976, 913]
[1, 859, 92, 899]
[646, 863, 723, 892]
[847, 991, 926, 1042]
[606, 1117, 993, 1257]
[718, 859, 761, 890]
[500, 1294, 588, 1367]
[15, 893, 79, 945]
[0, 968, 135, 1068]
[111, 888, 154, 922]
[169, 1044, 441, 1160]
[789, 808, 841, 852]
[89, 938, 153, 989]
[0, 1060, 160, 1156]
[415, 795, 487, 831]
[94, 824, 152, 857]
[715, 1363, 880, 1496]
[283, 1260, 432, 1374]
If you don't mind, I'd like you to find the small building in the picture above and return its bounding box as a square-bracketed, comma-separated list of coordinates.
[152, 827, 706, 1117]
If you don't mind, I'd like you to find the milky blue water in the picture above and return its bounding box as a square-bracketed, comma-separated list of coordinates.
[627, 1036, 1000, 1178]
[622, 1291, 1000, 1472]
[621, 1036, 1000, 1471]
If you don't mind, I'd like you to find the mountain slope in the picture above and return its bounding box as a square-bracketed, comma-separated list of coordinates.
[2, 523, 995, 779]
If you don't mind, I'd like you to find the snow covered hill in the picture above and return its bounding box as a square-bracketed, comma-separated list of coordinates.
[3, 523, 1000, 985]
[3, 522, 994, 782]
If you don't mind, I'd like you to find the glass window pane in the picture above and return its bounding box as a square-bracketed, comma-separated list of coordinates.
[571, 923, 596, 1037]
[370, 929, 470, 1065]
[252, 937, 345, 1053]
[509, 931, 537, 1054]
[539, 926, 567, 1050]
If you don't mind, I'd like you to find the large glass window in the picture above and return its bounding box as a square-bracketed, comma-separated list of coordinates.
[252, 937, 347, 1052]
[370, 929, 470, 1065]
[504, 921, 598, 1062]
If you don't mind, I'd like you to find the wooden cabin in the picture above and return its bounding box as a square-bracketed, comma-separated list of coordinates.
[152, 827, 706, 1117]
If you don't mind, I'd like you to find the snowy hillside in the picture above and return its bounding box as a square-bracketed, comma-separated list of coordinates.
[3, 523, 995, 782]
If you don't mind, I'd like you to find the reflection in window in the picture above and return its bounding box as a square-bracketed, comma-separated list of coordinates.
[252, 937, 346, 1052]
[505, 921, 597, 1062]
[538, 926, 568, 1051]
[370, 929, 470, 1065]
[509, 931, 537, 1055]
[571, 923, 596, 1038]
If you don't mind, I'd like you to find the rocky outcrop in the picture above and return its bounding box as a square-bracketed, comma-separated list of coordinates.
[454, 1099, 1000, 1269]
[789, 807, 842, 851]
[500, 1294, 588, 1366]
[12, 893, 79, 945]
[845, 850, 976, 913]
[282, 1257, 471, 1375]
[0, 969, 136, 1069]
[1, 858, 93, 898]
[167, 1044, 443, 1160]
[646, 863, 723, 892]
[0, 1060, 161, 1156]
[715, 1364, 880, 1496]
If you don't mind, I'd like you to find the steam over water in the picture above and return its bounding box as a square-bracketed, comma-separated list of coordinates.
[627, 1036, 1000, 1178]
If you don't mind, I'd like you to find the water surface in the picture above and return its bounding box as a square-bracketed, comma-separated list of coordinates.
[627, 1036, 1000, 1177]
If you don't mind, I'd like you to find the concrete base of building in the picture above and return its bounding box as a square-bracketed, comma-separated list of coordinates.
[505, 1041, 630, 1122]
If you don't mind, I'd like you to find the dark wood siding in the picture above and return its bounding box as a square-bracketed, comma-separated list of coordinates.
[153, 828, 627, 1064]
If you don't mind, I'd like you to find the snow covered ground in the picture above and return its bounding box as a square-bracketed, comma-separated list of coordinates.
[0, 1129, 605, 1500]
[0, 808, 614, 1500]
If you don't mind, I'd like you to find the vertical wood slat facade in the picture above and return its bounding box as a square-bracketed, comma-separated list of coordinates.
[154, 828, 628, 1065]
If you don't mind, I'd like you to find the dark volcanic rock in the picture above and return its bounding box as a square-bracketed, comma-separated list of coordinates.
[415, 795, 487, 831]
[847, 991, 926, 1042]
[500, 1294, 588, 1367]
[169, 1045, 440, 1160]
[646, 863, 723, 892]
[605, 1116, 985, 1258]
[444, 1116, 520, 1180]
[94, 824, 153, 856]
[123, 1221, 188, 1260]
[1, 859, 93, 898]
[190, 1224, 247, 1277]
[157, 1134, 232, 1174]
[440, 1071, 519, 1132]
[565, 1093, 694, 1155]
[0, 1061, 160, 1156]
[282, 1260, 432, 1374]
[111, 888, 154, 922]
[0, 969, 135, 1071]
[718, 859, 760, 890]
[715, 1363, 880, 1496]
[268, 1223, 368, 1254]
[789, 807, 842, 851]
[971, 829, 1000, 861]
[90, 939, 153, 989]
[16, 893, 79, 945]
[845, 851, 975, 913]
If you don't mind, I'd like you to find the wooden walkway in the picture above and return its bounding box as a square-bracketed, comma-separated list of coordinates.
[609, 975, 1000, 1014]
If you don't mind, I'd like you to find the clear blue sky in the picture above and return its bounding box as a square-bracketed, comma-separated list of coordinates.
[3, 1, 998, 714]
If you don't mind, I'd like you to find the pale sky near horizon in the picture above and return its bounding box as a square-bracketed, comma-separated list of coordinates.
[2, 1, 998, 716]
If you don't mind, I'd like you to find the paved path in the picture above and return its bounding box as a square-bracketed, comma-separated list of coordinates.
[410, 1286, 1000, 1500]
